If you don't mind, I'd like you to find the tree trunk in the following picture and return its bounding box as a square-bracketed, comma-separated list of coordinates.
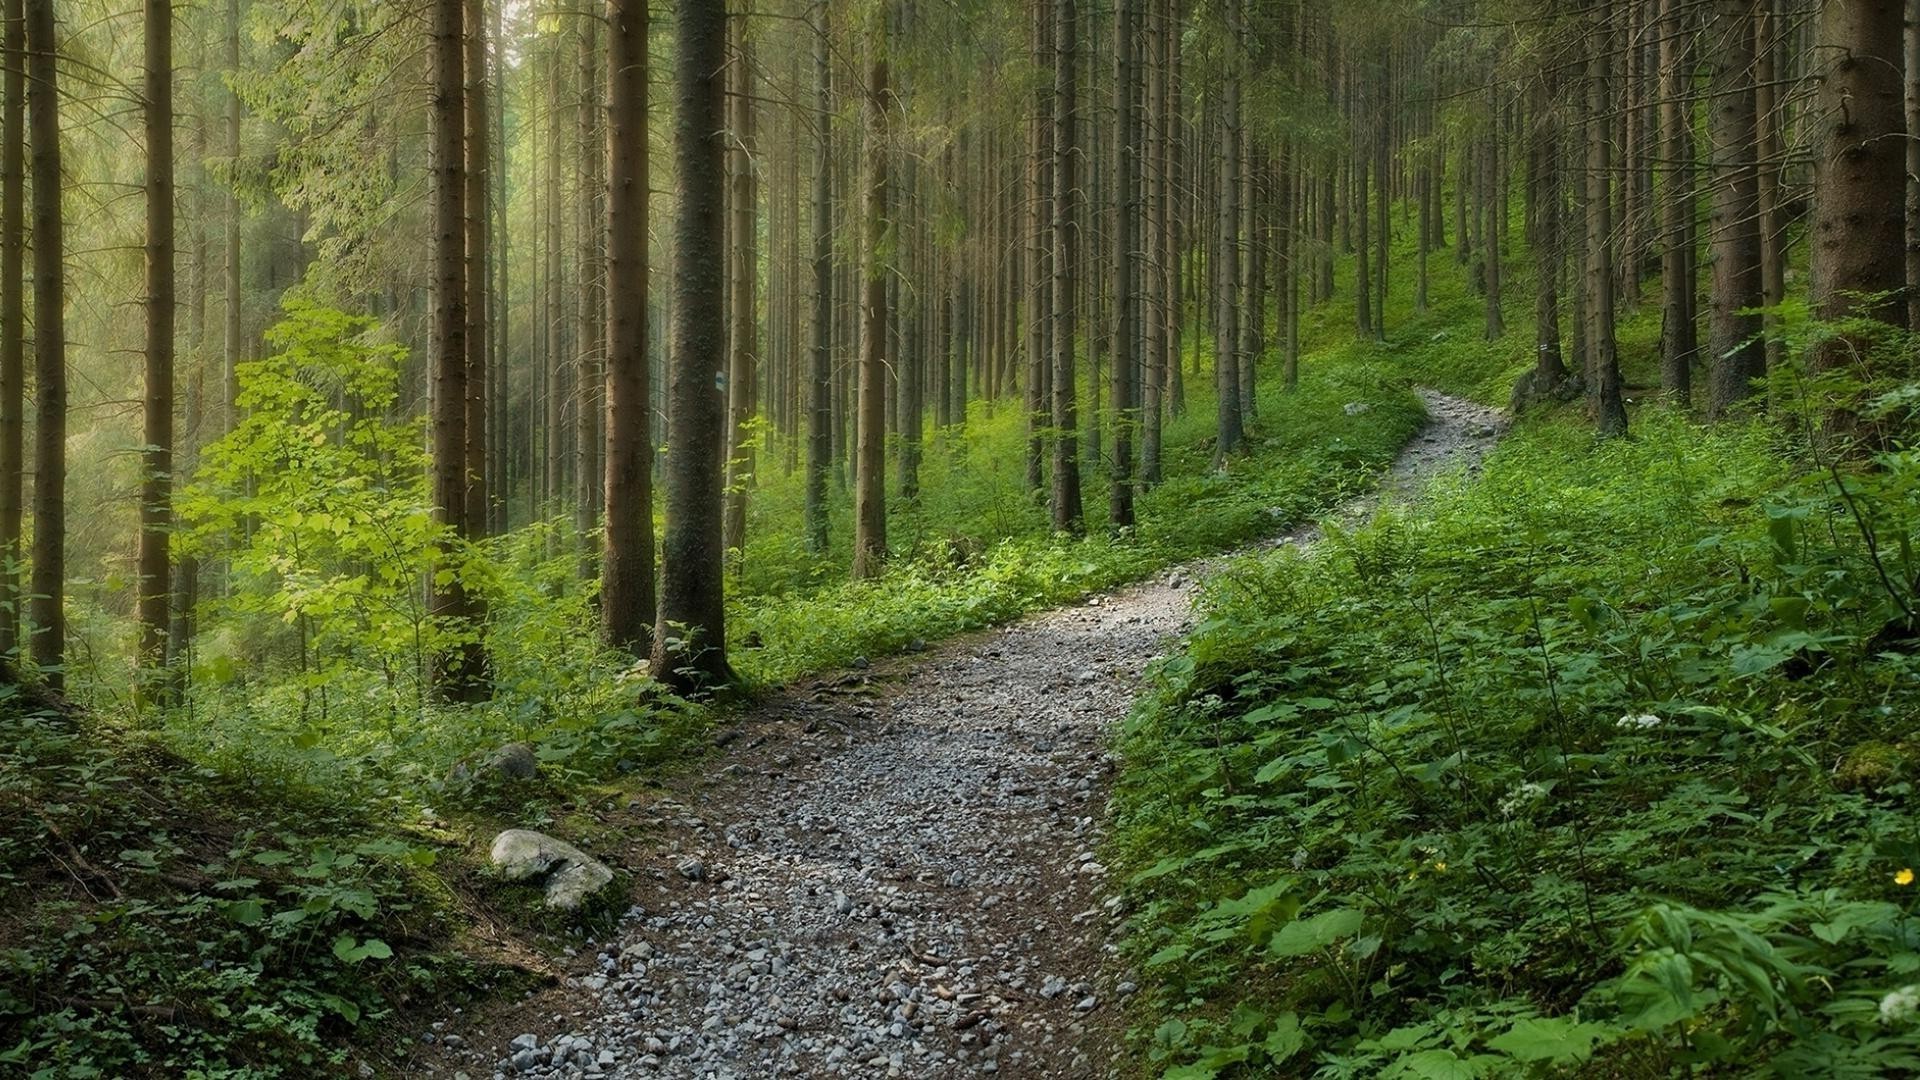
[1588, 0, 1629, 437]
[136, 0, 174, 703]
[1659, 0, 1698, 403]
[24, 0, 61, 687]
[0, 0, 26, 663]
[464, 0, 490, 551]
[1050, 0, 1084, 530]
[1109, 0, 1137, 529]
[1810, 0, 1907, 448]
[804, 3, 832, 554]
[601, 0, 653, 656]
[429, 0, 486, 699]
[724, 6, 757, 560]
[852, 18, 890, 578]
[1705, 0, 1766, 419]
[652, 0, 733, 690]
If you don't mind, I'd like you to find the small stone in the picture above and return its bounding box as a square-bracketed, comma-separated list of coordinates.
[675, 856, 707, 881]
[509, 1033, 539, 1052]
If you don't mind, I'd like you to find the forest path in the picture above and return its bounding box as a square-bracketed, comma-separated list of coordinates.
[451, 389, 1505, 1080]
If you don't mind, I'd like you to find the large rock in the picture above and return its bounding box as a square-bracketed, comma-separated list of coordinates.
[489, 829, 616, 911]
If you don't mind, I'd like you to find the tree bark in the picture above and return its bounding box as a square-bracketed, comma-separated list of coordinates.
[601, 0, 653, 655]
[136, 0, 174, 702]
[1705, 0, 1766, 419]
[1588, 0, 1629, 437]
[429, 0, 486, 699]
[0, 0, 26, 663]
[1109, 0, 1137, 529]
[852, 14, 889, 578]
[24, 0, 61, 687]
[804, 2, 832, 554]
[1809, 0, 1907, 448]
[723, 5, 757, 559]
[653, 0, 734, 689]
[1659, 0, 1698, 403]
[1050, 0, 1084, 530]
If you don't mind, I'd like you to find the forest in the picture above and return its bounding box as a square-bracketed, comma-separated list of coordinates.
[3, 0, 1919, 1075]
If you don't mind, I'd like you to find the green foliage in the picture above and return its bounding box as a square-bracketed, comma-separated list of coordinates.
[0, 700, 487, 1079]
[1112, 408, 1920, 1076]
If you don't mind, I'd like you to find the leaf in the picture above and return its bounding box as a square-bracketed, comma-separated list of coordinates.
[1486, 1016, 1613, 1064]
[331, 935, 393, 963]
[1261, 1012, 1305, 1063]
[1268, 907, 1363, 958]
[1396, 1048, 1477, 1080]
[222, 899, 266, 927]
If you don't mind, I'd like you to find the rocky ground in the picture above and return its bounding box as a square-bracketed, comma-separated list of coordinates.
[411, 390, 1505, 1080]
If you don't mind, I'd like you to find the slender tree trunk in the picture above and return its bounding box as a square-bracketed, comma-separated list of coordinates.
[464, 0, 490, 552]
[24, 0, 61, 687]
[1588, 0, 1628, 437]
[0, 0, 26, 663]
[653, 0, 733, 689]
[852, 17, 889, 578]
[1705, 0, 1765, 419]
[1109, 0, 1137, 528]
[1754, 0, 1784, 372]
[1907, 0, 1920, 332]
[1050, 0, 1083, 530]
[136, 0, 175, 703]
[429, 0, 486, 699]
[575, 8, 603, 574]
[804, 3, 832, 553]
[601, 0, 652, 655]
[1660, 0, 1698, 403]
[724, 6, 757, 559]
[223, 0, 241, 435]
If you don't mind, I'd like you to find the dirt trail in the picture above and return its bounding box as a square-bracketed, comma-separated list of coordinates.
[430, 390, 1505, 1080]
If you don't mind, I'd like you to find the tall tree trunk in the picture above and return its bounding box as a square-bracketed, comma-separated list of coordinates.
[24, 0, 60, 687]
[1809, 0, 1907, 448]
[804, 3, 832, 554]
[653, 0, 733, 689]
[1754, 0, 1784, 371]
[464, 0, 490, 550]
[1024, 0, 1049, 497]
[1050, 0, 1084, 530]
[136, 0, 174, 703]
[575, 7, 603, 574]
[1659, 0, 1698, 403]
[1588, 0, 1629, 437]
[429, 0, 486, 699]
[1705, 0, 1766, 419]
[0, 0, 25, 663]
[601, 0, 652, 655]
[223, 0, 241, 435]
[1907, 0, 1920, 332]
[1109, 0, 1137, 528]
[852, 16, 889, 578]
[724, 6, 757, 559]
[1210, 0, 1243, 468]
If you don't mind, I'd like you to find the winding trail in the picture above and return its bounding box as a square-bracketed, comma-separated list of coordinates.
[437, 389, 1505, 1080]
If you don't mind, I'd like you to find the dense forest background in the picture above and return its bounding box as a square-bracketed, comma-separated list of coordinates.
[3, 0, 1920, 1075]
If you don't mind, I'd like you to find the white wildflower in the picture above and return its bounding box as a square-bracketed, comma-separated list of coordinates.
[1880, 985, 1920, 1024]
[1616, 713, 1663, 730]
[1498, 781, 1550, 817]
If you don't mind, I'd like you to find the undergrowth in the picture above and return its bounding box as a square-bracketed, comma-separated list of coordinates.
[0, 697, 512, 1078]
[1112, 404, 1920, 1077]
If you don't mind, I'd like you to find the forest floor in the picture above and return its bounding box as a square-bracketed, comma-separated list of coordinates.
[424, 389, 1506, 1080]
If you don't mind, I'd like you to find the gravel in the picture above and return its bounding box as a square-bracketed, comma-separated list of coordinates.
[442, 390, 1504, 1080]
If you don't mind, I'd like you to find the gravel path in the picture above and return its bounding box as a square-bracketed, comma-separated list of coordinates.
[440, 390, 1505, 1080]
